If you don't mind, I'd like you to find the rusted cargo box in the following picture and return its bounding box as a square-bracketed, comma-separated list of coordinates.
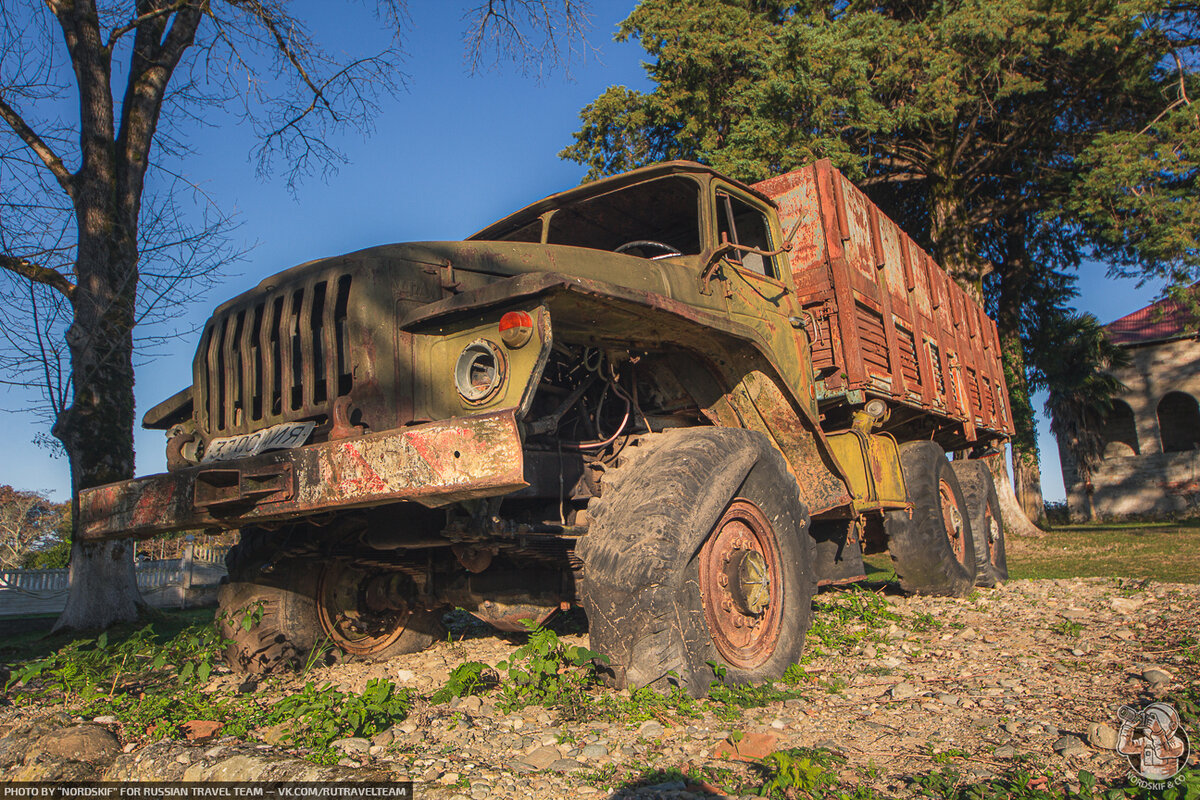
[754, 160, 1013, 445]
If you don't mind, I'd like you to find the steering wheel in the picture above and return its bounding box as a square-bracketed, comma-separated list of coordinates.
[614, 240, 682, 260]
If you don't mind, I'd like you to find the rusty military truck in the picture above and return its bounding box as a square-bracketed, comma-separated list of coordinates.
[78, 160, 1012, 694]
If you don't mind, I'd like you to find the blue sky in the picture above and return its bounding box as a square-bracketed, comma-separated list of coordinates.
[0, 0, 1161, 503]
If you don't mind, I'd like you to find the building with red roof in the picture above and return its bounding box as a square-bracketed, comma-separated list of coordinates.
[1060, 290, 1200, 519]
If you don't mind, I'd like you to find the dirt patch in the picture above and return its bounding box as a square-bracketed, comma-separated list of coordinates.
[1, 578, 1197, 799]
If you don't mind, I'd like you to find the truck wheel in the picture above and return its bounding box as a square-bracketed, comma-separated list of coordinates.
[951, 460, 1008, 586]
[316, 563, 444, 661]
[578, 428, 816, 696]
[218, 563, 323, 675]
[884, 442, 977, 596]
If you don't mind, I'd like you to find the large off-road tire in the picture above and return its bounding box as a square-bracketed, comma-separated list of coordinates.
[578, 428, 816, 697]
[218, 563, 323, 675]
[951, 459, 1008, 586]
[884, 441, 977, 597]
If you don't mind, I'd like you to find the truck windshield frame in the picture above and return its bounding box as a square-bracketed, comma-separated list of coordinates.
[485, 175, 704, 258]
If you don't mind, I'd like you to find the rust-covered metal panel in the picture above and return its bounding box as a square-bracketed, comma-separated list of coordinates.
[77, 410, 527, 541]
[754, 161, 1013, 444]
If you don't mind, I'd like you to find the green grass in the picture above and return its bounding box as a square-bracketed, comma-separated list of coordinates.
[1007, 519, 1200, 582]
[863, 519, 1200, 584]
[0, 607, 216, 667]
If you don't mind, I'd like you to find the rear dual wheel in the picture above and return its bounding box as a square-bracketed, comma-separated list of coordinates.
[884, 442, 977, 597]
[951, 460, 1008, 586]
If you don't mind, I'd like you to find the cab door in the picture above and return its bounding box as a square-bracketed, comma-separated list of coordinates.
[712, 185, 818, 414]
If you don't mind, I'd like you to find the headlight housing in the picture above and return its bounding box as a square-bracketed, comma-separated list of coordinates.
[455, 339, 507, 404]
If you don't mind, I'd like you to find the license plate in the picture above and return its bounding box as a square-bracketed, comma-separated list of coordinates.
[202, 421, 317, 464]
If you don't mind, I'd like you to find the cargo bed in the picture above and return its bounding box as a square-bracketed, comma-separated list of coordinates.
[755, 161, 1013, 448]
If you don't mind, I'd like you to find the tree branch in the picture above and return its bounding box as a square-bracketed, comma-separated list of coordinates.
[0, 94, 75, 198]
[0, 255, 76, 299]
[106, 1, 190, 51]
[238, 1, 335, 117]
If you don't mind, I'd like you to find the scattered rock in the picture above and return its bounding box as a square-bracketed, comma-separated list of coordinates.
[548, 758, 582, 772]
[579, 744, 608, 759]
[712, 731, 779, 761]
[518, 745, 560, 771]
[1087, 723, 1118, 750]
[1142, 668, 1172, 685]
[994, 745, 1016, 758]
[1111, 597, 1145, 615]
[1053, 735, 1089, 757]
[890, 682, 920, 700]
[31, 724, 120, 764]
[91, 716, 119, 726]
[637, 721, 664, 738]
[180, 721, 223, 742]
[330, 738, 371, 758]
[640, 781, 686, 792]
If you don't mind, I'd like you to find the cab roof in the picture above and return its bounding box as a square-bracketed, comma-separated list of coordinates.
[467, 160, 775, 241]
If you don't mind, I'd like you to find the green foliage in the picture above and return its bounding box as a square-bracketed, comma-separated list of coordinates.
[759, 747, 844, 798]
[914, 767, 1200, 800]
[705, 661, 808, 722]
[781, 662, 809, 685]
[495, 620, 608, 711]
[805, 587, 899, 660]
[910, 612, 942, 632]
[268, 678, 412, 760]
[21, 540, 70, 568]
[1050, 619, 1085, 638]
[590, 682, 703, 723]
[430, 661, 495, 705]
[7, 622, 225, 700]
[82, 687, 267, 742]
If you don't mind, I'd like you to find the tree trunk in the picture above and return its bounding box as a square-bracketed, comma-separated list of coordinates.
[51, 187, 146, 631]
[991, 220, 1046, 533]
[55, 540, 142, 631]
[989, 446, 1046, 538]
[1012, 445, 1046, 524]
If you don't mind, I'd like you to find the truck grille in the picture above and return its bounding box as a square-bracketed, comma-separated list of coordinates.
[197, 275, 353, 434]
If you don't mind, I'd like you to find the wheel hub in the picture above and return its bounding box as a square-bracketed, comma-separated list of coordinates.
[317, 563, 413, 656]
[938, 479, 967, 564]
[699, 499, 783, 669]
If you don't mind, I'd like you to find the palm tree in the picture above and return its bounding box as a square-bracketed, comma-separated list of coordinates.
[1038, 312, 1129, 521]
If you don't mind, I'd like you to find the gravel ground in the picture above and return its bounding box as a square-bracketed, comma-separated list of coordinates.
[2, 577, 1198, 798]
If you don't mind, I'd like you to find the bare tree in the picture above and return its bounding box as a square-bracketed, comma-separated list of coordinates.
[0, 0, 589, 632]
[0, 485, 69, 569]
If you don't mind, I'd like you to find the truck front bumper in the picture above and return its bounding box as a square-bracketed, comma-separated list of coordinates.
[78, 409, 526, 541]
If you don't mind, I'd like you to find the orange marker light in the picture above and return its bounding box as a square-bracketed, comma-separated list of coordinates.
[499, 311, 534, 349]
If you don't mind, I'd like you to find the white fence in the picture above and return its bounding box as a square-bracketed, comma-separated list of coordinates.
[0, 539, 230, 618]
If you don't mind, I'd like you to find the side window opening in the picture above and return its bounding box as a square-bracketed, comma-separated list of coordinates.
[717, 191, 778, 279]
